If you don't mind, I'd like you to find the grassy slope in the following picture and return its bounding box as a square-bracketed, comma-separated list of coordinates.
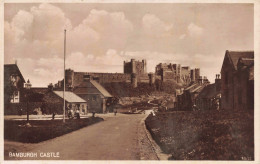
[145, 109, 254, 160]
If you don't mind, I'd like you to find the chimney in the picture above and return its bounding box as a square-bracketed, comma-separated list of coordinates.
[215, 74, 221, 92]
[83, 75, 91, 82]
[48, 83, 54, 91]
[198, 76, 203, 85]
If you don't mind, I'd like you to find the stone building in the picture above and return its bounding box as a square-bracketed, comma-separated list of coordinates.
[176, 76, 209, 110]
[220, 50, 254, 110]
[4, 64, 26, 104]
[155, 62, 200, 84]
[73, 75, 113, 113]
[124, 59, 147, 75]
[195, 74, 221, 110]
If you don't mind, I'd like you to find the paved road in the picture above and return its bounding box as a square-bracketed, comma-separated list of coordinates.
[5, 113, 157, 160]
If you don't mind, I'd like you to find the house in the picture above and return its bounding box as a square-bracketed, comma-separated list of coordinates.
[42, 85, 87, 114]
[4, 64, 26, 104]
[176, 76, 209, 110]
[220, 50, 254, 110]
[195, 74, 221, 110]
[73, 75, 113, 113]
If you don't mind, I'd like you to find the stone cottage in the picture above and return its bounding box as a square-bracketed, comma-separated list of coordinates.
[73, 75, 113, 113]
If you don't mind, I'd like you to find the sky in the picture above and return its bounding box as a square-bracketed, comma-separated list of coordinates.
[4, 3, 254, 87]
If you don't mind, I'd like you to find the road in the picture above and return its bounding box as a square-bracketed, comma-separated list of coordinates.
[5, 113, 158, 160]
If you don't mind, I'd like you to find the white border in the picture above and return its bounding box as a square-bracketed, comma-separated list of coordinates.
[1, 0, 259, 164]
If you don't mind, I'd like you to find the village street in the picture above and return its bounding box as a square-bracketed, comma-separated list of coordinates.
[5, 112, 159, 160]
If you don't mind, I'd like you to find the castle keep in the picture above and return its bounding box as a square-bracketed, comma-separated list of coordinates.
[124, 59, 147, 75]
[155, 63, 200, 84]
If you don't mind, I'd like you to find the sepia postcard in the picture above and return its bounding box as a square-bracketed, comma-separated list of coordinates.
[1, 0, 259, 163]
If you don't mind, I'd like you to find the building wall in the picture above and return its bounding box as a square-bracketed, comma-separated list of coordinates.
[221, 58, 234, 110]
[233, 67, 254, 110]
[77, 94, 106, 113]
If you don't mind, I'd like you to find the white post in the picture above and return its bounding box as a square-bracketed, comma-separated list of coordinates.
[63, 29, 66, 123]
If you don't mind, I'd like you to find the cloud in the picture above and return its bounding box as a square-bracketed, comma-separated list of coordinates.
[66, 49, 124, 73]
[179, 34, 186, 40]
[67, 9, 133, 54]
[4, 4, 134, 86]
[16, 56, 64, 87]
[187, 22, 203, 37]
[142, 14, 173, 38]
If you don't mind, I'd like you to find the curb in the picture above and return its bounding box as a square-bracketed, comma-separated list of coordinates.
[141, 113, 171, 160]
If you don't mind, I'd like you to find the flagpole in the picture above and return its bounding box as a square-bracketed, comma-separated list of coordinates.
[63, 29, 66, 123]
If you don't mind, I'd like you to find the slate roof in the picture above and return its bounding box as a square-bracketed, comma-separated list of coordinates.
[4, 64, 25, 83]
[197, 84, 220, 99]
[73, 80, 112, 97]
[53, 91, 86, 103]
[90, 80, 112, 97]
[226, 51, 254, 70]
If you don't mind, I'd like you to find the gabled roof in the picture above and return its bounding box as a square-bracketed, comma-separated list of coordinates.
[90, 80, 112, 97]
[53, 91, 86, 103]
[225, 51, 254, 70]
[197, 84, 220, 99]
[185, 83, 199, 91]
[73, 80, 112, 98]
[238, 58, 254, 67]
[4, 64, 25, 83]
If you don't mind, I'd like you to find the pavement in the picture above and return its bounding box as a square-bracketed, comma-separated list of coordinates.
[4, 113, 100, 120]
[4, 112, 159, 160]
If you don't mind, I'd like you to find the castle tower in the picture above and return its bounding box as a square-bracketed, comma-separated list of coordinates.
[190, 69, 195, 82]
[131, 59, 136, 74]
[148, 73, 155, 86]
[161, 70, 166, 82]
[131, 73, 137, 88]
[65, 69, 74, 87]
[142, 59, 147, 73]
[195, 68, 200, 81]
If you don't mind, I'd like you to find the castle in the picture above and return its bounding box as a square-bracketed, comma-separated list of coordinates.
[55, 59, 203, 89]
[155, 63, 201, 83]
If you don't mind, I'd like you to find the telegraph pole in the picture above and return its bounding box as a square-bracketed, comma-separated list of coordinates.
[63, 29, 66, 123]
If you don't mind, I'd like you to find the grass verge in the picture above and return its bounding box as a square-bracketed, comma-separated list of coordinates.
[4, 117, 104, 143]
[145, 109, 254, 160]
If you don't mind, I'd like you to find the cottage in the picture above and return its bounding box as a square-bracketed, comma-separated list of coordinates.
[220, 50, 254, 110]
[4, 64, 26, 104]
[195, 74, 221, 110]
[73, 75, 113, 113]
[176, 76, 209, 110]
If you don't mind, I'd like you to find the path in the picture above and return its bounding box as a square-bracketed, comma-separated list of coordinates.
[5, 113, 158, 160]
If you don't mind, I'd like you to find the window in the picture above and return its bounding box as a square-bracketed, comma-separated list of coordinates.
[10, 91, 19, 103]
